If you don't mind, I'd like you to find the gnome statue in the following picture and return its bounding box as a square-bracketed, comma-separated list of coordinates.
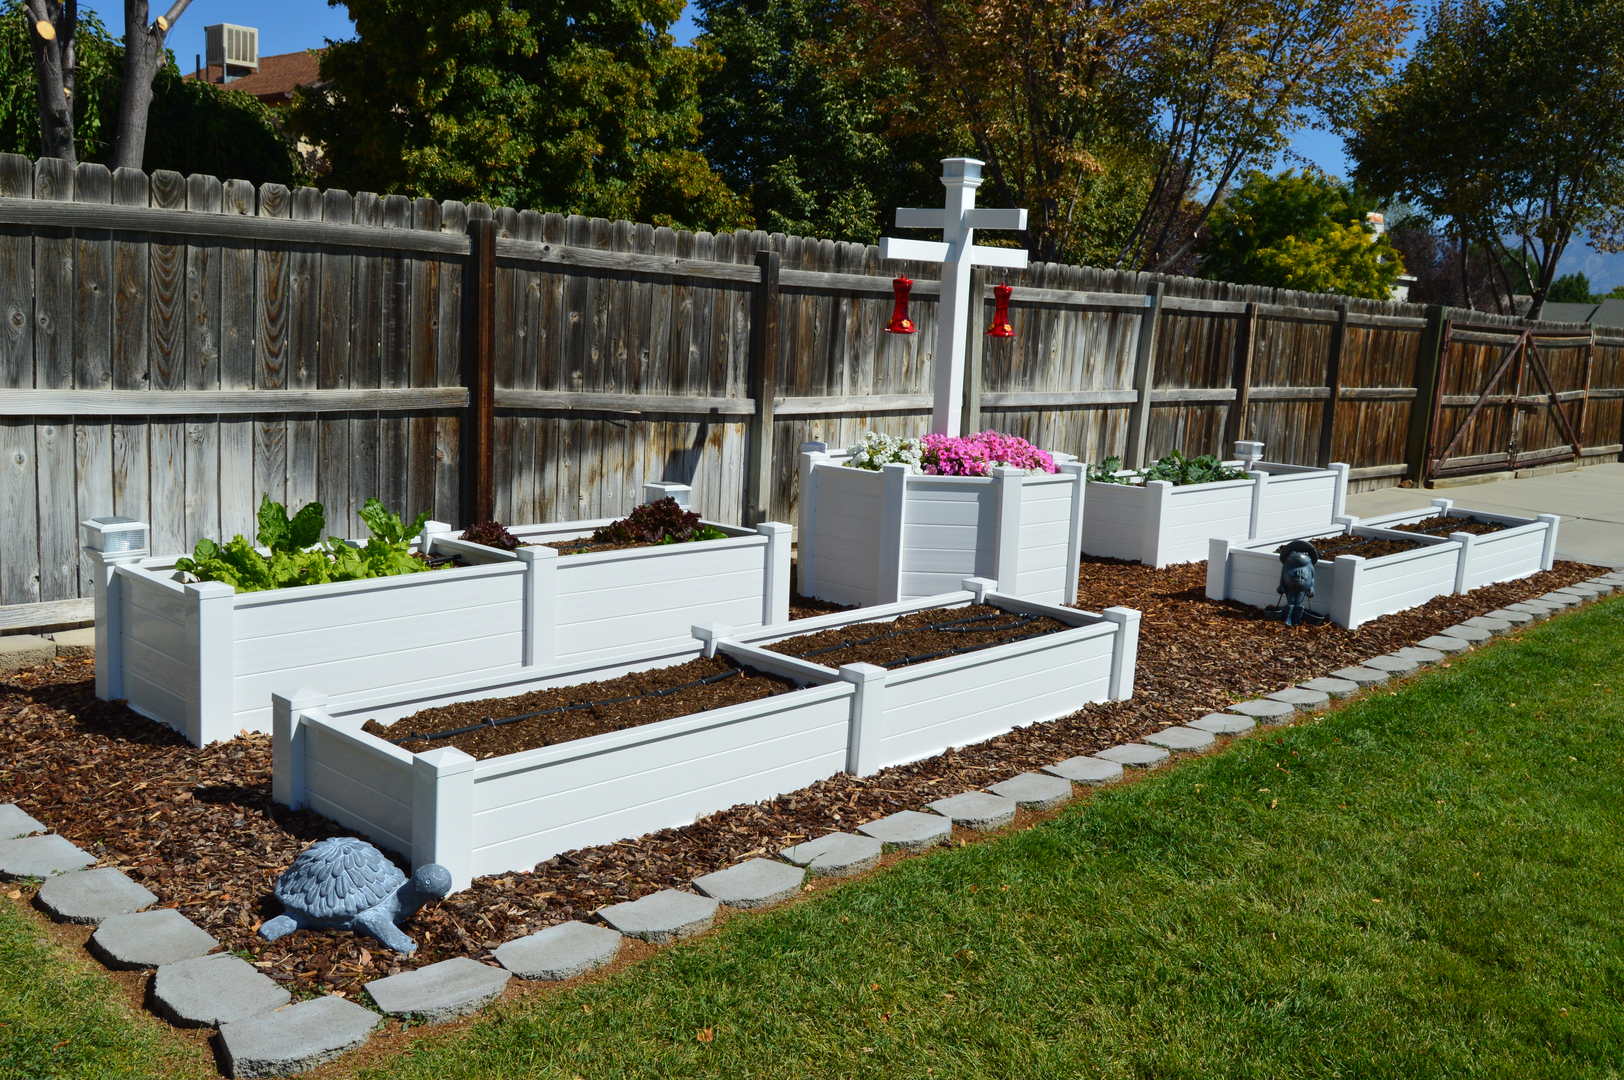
[1265, 540, 1326, 627]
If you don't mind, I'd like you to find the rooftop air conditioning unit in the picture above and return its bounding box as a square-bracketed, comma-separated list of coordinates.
[205, 24, 258, 82]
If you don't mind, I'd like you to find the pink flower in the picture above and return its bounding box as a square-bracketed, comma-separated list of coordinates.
[920, 431, 1056, 476]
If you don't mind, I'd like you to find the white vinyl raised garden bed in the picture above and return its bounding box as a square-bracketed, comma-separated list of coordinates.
[82, 483, 790, 747]
[796, 443, 1086, 608]
[1081, 442, 1350, 568]
[1205, 497, 1561, 629]
[1348, 498, 1560, 591]
[271, 580, 1140, 892]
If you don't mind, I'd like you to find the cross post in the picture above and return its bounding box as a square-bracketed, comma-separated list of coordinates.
[879, 158, 1029, 434]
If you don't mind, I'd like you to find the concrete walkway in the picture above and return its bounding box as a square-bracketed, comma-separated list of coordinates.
[1347, 463, 1624, 569]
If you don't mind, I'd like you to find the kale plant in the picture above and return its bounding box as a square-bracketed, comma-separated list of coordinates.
[1086, 451, 1249, 487]
[590, 498, 727, 547]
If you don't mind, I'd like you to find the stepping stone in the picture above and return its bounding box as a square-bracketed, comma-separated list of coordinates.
[1093, 743, 1170, 768]
[1042, 756, 1124, 785]
[495, 922, 622, 981]
[693, 858, 806, 909]
[1391, 646, 1446, 665]
[1299, 676, 1360, 699]
[0, 803, 45, 840]
[1463, 616, 1512, 635]
[152, 953, 290, 1028]
[1594, 574, 1624, 586]
[1188, 713, 1256, 735]
[36, 867, 155, 924]
[1362, 654, 1418, 674]
[857, 810, 953, 852]
[1332, 666, 1389, 687]
[1507, 601, 1555, 619]
[218, 995, 378, 1079]
[986, 772, 1074, 811]
[0, 834, 95, 880]
[364, 957, 511, 1023]
[1485, 608, 1534, 626]
[1539, 591, 1582, 607]
[1142, 726, 1216, 751]
[1557, 584, 1603, 598]
[926, 791, 1017, 830]
[1441, 624, 1492, 644]
[599, 890, 718, 944]
[1417, 635, 1471, 654]
[779, 832, 882, 878]
[89, 909, 219, 969]
[1581, 579, 1615, 594]
[1228, 698, 1297, 722]
[1267, 688, 1330, 712]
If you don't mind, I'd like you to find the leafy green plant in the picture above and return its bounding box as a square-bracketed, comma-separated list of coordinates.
[589, 498, 727, 547]
[175, 495, 437, 593]
[1086, 451, 1250, 487]
[460, 520, 523, 552]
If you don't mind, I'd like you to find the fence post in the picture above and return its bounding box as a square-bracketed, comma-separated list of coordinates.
[1125, 283, 1165, 470]
[1405, 305, 1447, 486]
[1224, 301, 1258, 446]
[1317, 303, 1349, 468]
[462, 217, 497, 525]
[745, 249, 781, 526]
[962, 266, 987, 435]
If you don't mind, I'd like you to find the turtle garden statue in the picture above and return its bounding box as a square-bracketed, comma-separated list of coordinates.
[1264, 539, 1328, 627]
[259, 837, 452, 954]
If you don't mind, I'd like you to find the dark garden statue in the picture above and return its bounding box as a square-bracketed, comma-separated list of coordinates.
[259, 837, 452, 954]
[1266, 540, 1329, 627]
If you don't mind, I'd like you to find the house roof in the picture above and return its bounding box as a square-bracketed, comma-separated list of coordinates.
[1539, 298, 1624, 327]
[184, 49, 325, 105]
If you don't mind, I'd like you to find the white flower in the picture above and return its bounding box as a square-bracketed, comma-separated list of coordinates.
[843, 431, 922, 471]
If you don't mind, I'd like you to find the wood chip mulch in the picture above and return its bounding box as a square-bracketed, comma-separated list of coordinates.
[0, 557, 1604, 999]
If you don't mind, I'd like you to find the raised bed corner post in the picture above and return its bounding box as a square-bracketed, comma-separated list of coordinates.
[1102, 607, 1141, 700]
[1406, 305, 1448, 485]
[1317, 303, 1349, 468]
[1538, 513, 1561, 570]
[1061, 462, 1085, 605]
[757, 521, 792, 625]
[462, 217, 498, 526]
[184, 581, 236, 747]
[517, 545, 558, 668]
[271, 688, 329, 811]
[745, 249, 781, 527]
[412, 746, 476, 892]
[1124, 283, 1165, 470]
[1141, 479, 1173, 567]
[992, 466, 1024, 591]
[840, 662, 888, 777]
[80, 516, 151, 703]
[877, 463, 908, 604]
[797, 442, 828, 595]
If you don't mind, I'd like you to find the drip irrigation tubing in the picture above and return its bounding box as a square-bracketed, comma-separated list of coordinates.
[388, 667, 744, 745]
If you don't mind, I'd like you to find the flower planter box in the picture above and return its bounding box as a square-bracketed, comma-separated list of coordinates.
[1351, 498, 1559, 591]
[271, 581, 1140, 891]
[796, 443, 1086, 608]
[1206, 524, 1464, 629]
[1081, 444, 1350, 568]
[84, 484, 790, 747]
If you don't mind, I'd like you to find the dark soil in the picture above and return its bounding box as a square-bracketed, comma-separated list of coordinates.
[1392, 514, 1508, 537]
[1291, 533, 1426, 560]
[360, 657, 795, 759]
[766, 604, 1072, 670]
[787, 563, 855, 621]
[540, 535, 728, 556]
[0, 556, 1604, 1002]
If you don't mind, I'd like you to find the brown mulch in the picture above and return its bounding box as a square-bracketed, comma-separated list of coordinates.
[1392, 514, 1508, 537]
[0, 557, 1605, 1002]
[361, 657, 794, 759]
[1293, 532, 1425, 559]
[766, 603, 1071, 669]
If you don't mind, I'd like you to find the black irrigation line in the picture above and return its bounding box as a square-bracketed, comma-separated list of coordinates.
[387, 609, 1071, 747]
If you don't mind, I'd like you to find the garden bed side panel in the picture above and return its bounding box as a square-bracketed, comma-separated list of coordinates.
[867, 621, 1123, 774]
[895, 474, 998, 601]
[800, 460, 888, 608]
[113, 567, 195, 738]
[297, 714, 417, 863]
[1013, 471, 1085, 605]
[1251, 464, 1349, 541]
[1456, 523, 1553, 592]
[549, 529, 789, 666]
[466, 683, 854, 879]
[1081, 478, 1256, 567]
[1332, 537, 1462, 628]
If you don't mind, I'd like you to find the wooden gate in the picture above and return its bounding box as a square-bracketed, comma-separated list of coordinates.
[1426, 321, 1595, 480]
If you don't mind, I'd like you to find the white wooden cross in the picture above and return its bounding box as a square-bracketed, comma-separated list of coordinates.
[879, 157, 1029, 434]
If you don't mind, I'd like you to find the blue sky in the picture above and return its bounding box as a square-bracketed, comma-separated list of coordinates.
[81, 0, 1620, 290]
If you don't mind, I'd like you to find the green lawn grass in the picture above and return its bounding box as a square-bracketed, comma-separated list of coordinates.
[364, 596, 1624, 1080]
[0, 900, 212, 1080]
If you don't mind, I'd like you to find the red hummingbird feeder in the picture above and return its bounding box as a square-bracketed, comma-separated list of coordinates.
[985, 282, 1015, 337]
[884, 276, 916, 334]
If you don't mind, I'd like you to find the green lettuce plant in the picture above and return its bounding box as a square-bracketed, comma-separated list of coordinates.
[1087, 451, 1250, 487]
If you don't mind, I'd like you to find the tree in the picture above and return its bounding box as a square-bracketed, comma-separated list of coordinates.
[1547, 271, 1599, 304]
[692, 0, 954, 243]
[1200, 169, 1403, 298]
[288, 0, 749, 231]
[1350, 0, 1624, 318]
[21, 0, 192, 165]
[844, 0, 1409, 268]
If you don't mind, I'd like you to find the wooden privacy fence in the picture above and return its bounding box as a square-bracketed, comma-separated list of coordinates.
[1, 155, 1621, 613]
